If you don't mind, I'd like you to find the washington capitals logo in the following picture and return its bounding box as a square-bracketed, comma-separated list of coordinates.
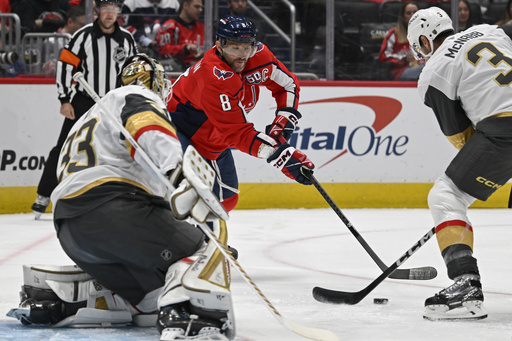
[213, 66, 234, 80]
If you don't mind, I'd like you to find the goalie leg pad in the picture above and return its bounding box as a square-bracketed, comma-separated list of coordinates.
[158, 255, 201, 309]
[157, 219, 235, 340]
[9, 264, 139, 327]
[182, 219, 235, 339]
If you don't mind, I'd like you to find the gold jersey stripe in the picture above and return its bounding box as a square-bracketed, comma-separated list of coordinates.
[61, 177, 151, 199]
[446, 125, 475, 150]
[124, 110, 178, 156]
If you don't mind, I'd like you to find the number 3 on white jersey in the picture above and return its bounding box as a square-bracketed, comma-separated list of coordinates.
[467, 42, 512, 86]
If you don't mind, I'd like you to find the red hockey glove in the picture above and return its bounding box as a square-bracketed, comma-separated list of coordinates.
[265, 108, 302, 145]
[267, 143, 315, 185]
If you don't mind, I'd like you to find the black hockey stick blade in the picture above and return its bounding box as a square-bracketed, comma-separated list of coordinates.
[301, 167, 437, 281]
[313, 227, 436, 305]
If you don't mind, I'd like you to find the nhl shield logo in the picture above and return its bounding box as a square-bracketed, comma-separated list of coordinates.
[213, 66, 234, 80]
[113, 47, 127, 63]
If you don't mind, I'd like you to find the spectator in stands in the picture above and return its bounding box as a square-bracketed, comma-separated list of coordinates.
[225, 0, 246, 16]
[0, 0, 11, 42]
[15, 0, 71, 34]
[42, 5, 86, 76]
[495, 0, 512, 26]
[156, 0, 203, 71]
[0, 0, 10, 15]
[121, 0, 179, 53]
[458, 0, 474, 31]
[379, 2, 424, 81]
[222, 0, 266, 42]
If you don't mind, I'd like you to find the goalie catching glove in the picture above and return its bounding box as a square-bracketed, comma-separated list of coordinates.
[267, 143, 315, 185]
[169, 146, 229, 223]
[265, 107, 301, 145]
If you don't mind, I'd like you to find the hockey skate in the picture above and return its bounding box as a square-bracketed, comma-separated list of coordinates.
[157, 302, 230, 341]
[423, 274, 487, 321]
[31, 195, 50, 220]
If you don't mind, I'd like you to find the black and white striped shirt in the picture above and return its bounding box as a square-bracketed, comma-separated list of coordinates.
[56, 20, 138, 104]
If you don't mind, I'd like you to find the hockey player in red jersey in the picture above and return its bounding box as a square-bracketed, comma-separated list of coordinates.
[155, 0, 204, 70]
[408, 7, 512, 321]
[168, 15, 314, 213]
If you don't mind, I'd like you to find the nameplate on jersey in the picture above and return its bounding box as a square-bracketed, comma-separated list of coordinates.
[444, 31, 484, 59]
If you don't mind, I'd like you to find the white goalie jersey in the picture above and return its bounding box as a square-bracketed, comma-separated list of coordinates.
[51, 85, 183, 205]
[418, 24, 512, 128]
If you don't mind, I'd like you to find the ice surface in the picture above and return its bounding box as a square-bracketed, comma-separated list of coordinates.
[1, 208, 511, 340]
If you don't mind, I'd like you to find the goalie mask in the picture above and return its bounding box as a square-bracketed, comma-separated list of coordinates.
[120, 53, 172, 105]
[407, 7, 453, 60]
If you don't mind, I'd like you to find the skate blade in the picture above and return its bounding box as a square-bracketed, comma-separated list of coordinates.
[33, 211, 42, 220]
[6, 307, 29, 321]
[423, 300, 488, 321]
[160, 327, 229, 340]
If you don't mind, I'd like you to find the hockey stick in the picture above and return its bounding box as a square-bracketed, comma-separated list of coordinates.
[301, 168, 437, 281]
[196, 220, 338, 341]
[312, 227, 436, 305]
[73, 72, 338, 341]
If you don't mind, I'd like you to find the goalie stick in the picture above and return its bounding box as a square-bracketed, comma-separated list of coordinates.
[301, 168, 437, 281]
[73, 72, 338, 341]
[312, 227, 436, 305]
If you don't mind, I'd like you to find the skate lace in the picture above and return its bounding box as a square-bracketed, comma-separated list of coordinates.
[438, 276, 478, 298]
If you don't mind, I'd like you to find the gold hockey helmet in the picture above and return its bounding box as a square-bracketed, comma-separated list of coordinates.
[120, 53, 172, 105]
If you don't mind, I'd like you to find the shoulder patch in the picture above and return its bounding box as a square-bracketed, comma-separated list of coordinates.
[213, 66, 234, 80]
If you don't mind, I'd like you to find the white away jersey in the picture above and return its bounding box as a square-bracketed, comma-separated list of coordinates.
[418, 24, 512, 127]
[51, 85, 182, 205]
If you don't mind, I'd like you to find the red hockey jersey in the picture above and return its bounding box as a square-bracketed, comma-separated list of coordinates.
[156, 17, 204, 67]
[167, 43, 300, 160]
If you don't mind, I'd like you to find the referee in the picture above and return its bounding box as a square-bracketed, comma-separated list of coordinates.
[31, 0, 138, 219]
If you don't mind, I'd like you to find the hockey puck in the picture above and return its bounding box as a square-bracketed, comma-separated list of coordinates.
[373, 298, 389, 305]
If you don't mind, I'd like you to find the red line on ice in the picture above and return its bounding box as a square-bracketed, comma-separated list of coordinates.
[0, 232, 56, 267]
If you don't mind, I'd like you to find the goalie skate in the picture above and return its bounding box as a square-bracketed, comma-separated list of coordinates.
[423, 274, 487, 321]
[158, 303, 229, 341]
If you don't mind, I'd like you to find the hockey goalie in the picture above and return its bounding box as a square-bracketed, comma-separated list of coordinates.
[7, 53, 235, 340]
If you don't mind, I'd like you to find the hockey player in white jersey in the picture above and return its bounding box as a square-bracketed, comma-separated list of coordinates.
[7, 54, 235, 340]
[408, 8, 512, 321]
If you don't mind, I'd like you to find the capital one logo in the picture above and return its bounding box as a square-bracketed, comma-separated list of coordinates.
[290, 96, 407, 168]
